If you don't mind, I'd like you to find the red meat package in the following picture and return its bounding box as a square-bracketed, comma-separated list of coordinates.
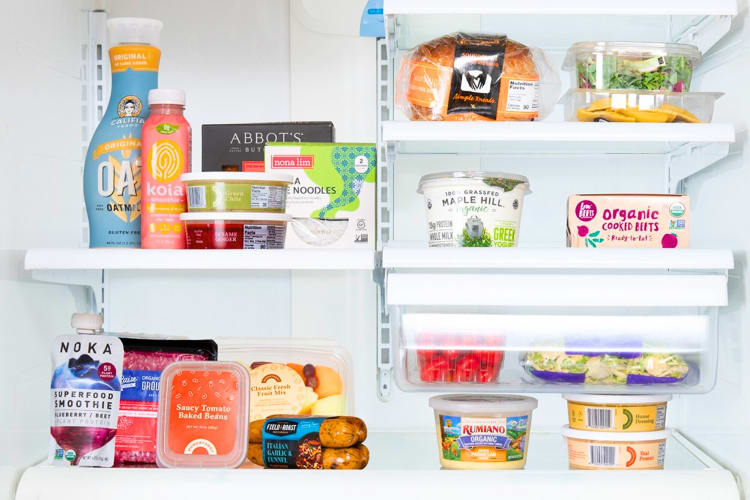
[116, 338, 217, 465]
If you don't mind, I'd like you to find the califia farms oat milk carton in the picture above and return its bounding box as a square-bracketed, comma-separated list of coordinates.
[567, 194, 689, 248]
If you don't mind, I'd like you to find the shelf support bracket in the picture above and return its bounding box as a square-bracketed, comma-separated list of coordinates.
[31, 269, 102, 314]
[666, 142, 730, 194]
[373, 265, 392, 401]
[672, 15, 733, 54]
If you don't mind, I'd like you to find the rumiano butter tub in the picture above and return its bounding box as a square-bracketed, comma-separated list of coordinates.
[418, 172, 530, 248]
[562, 426, 671, 470]
[564, 394, 671, 432]
[429, 394, 538, 470]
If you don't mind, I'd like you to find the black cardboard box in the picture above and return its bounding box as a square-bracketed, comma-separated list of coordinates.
[201, 121, 335, 172]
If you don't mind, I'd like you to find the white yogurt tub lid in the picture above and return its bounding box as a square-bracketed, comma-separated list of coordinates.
[563, 394, 672, 405]
[181, 172, 293, 183]
[561, 425, 672, 442]
[180, 212, 291, 222]
[429, 394, 538, 414]
[417, 171, 530, 194]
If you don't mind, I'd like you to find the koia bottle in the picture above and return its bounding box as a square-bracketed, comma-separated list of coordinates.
[140, 89, 191, 248]
[84, 18, 163, 247]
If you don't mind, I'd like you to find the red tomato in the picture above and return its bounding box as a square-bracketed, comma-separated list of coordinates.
[455, 354, 480, 383]
[476, 369, 495, 383]
[420, 355, 449, 383]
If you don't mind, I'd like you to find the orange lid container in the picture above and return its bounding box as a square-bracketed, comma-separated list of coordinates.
[156, 361, 249, 468]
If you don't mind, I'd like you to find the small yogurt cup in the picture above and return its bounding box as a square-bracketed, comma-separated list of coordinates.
[428, 394, 538, 470]
[562, 425, 671, 470]
[417, 171, 530, 248]
[563, 394, 671, 432]
[182, 172, 292, 213]
[181, 212, 290, 249]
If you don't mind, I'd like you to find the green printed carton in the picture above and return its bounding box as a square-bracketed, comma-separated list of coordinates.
[264, 142, 376, 249]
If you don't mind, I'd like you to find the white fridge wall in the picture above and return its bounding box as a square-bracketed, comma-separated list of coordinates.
[104, 0, 292, 170]
[677, 0, 750, 491]
[0, 0, 93, 495]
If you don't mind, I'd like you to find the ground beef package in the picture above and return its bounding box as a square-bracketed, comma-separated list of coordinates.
[115, 338, 217, 465]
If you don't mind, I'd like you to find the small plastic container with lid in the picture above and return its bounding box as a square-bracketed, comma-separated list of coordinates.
[564, 394, 671, 433]
[562, 426, 671, 470]
[564, 41, 702, 92]
[428, 394, 538, 470]
[182, 172, 293, 213]
[181, 212, 290, 249]
[156, 360, 249, 468]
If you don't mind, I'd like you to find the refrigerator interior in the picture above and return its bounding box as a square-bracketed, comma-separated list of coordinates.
[1, 0, 748, 498]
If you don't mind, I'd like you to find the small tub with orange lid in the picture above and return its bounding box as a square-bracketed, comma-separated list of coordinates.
[156, 360, 249, 468]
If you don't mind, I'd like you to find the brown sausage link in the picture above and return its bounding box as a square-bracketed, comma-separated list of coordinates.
[356, 444, 370, 469]
[319, 416, 367, 448]
[247, 443, 264, 466]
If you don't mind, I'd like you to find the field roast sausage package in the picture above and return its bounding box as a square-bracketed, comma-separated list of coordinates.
[397, 32, 559, 121]
[116, 338, 217, 465]
[49, 335, 124, 467]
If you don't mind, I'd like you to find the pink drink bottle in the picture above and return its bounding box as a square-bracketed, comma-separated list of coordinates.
[140, 89, 191, 248]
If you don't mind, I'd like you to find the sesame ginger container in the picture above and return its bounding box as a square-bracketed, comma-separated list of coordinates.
[418, 172, 530, 248]
[429, 394, 538, 470]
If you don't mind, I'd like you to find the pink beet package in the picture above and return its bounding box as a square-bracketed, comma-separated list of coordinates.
[115, 338, 217, 465]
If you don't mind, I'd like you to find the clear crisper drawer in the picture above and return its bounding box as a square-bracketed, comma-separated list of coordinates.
[392, 308, 717, 394]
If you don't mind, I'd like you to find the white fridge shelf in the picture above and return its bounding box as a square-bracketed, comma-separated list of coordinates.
[15, 431, 739, 500]
[383, 244, 733, 307]
[24, 248, 376, 271]
[383, 0, 738, 16]
[383, 121, 735, 155]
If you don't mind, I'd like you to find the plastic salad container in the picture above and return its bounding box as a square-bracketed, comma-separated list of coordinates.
[523, 338, 692, 386]
[563, 394, 671, 433]
[156, 361, 249, 468]
[405, 331, 505, 386]
[216, 338, 353, 423]
[417, 171, 530, 248]
[561, 426, 671, 470]
[564, 41, 701, 92]
[563, 89, 723, 123]
[182, 172, 292, 213]
[181, 212, 290, 249]
[429, 394, 538, 470]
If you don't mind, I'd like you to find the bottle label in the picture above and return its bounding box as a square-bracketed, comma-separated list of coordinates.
[84, 45, 160, 247]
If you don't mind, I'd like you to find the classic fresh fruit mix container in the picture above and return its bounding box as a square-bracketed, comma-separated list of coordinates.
[181, 212, 290, 249]
[182, 172, 292, 213]
[561, 426, 671, 470]
[563, 41, 701, 92]
[411, 332, 505, 385]
[429, 394, 538, 470]
[216, 338, 353, 424]
[563, 394, 671, 433]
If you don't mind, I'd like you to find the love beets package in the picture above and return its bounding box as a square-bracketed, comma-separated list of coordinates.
[50, 335, 124, 467]
[115, 338, 217, 465]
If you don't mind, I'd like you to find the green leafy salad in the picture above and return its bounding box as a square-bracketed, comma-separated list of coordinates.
[576, 54, 693, 92]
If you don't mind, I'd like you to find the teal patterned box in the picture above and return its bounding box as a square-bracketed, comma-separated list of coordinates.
[265, 143, 376, 249]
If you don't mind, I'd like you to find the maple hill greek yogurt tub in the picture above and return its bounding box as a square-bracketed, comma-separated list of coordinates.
[418, 172, 530, 248]
[562, 426, 671, 470]
[429, 394, 538, 470]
